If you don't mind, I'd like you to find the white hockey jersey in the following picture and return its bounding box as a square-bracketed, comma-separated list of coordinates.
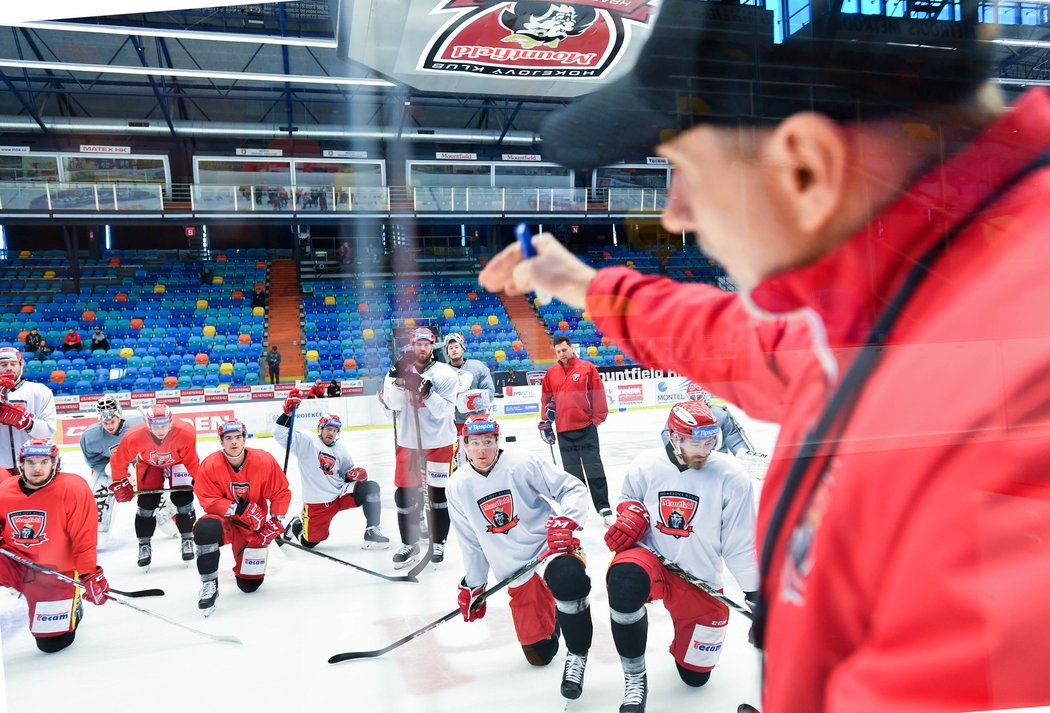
[273, 417, 358, 505]
[449, 359, 495, 424]
[447, 450, 589, 588]
[621, 445, 759, 593]
[379, 360, 459, 449]
[0, 380, 57, 469]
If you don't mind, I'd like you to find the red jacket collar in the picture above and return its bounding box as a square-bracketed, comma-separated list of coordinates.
[748, 88, 1050, 350]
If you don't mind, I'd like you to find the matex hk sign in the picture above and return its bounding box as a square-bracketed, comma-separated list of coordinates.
[56, 409, 236, 445]
[419, 0, 655, 79]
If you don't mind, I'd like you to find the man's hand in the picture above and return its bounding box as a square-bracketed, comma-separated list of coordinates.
[344, 467, 368, 483]
[477, 232, 596, 310]
[109, 478, 135, 503]
[234, 500, 267, 530]
[417, 377, 432, 400]
[604, 501, 650, 552]
[0, 374, 16, 392]
[282, 389, 302, 415]
[538, 420, 556, 446]
[255, 518, 285, 547]
[545, 516, 581, 554]
[457, 579, 487, 622]
[80, 567, 110, 605]
[0, 402, 32, 431]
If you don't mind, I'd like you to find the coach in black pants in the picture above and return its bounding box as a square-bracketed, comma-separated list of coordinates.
[539, 336, 613, 524]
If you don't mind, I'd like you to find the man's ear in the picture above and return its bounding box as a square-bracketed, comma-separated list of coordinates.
[766, 112, 848, 235]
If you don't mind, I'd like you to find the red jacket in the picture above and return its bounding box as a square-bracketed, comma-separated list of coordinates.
[587, 88, 1050, 713]
[540, 356, 608, 433]
[63, 332, 81, 347]
[110, 421, 200, 484]
[195, 448, 291, 520]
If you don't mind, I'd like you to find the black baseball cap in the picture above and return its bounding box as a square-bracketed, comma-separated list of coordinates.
[541, 0, 994, 171]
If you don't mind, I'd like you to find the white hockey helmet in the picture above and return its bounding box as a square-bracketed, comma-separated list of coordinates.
[444, 332, 466, 349]
[95, 396, 122, 421]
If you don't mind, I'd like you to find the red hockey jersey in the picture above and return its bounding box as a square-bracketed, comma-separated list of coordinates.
[109, 421, 200, 485]
[195, 448, 291, 520]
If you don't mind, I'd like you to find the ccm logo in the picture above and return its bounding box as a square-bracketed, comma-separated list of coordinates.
[691, 641, 722, 653]
[38, 613, 69, 622]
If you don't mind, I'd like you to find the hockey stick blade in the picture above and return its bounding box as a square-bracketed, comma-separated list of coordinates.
[328, 551, 548, 664]
[653, 553, 754, 620]
[277, 536, 418, 583]
[110, 587, 165, 598]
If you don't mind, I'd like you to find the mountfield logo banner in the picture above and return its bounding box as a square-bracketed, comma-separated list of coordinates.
[420, 0, 655, 79]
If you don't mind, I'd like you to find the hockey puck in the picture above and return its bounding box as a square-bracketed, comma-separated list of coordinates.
[505, 435, 517, 442]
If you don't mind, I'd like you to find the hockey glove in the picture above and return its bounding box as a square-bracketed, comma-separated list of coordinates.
[457, 578, 487, 622]
[544, 399, 556, 423]
[255, 518, 285, 547]
[109, 478, 135, 503]
[538, 420, 556, 446]
[417, 376, 433, 400]
[344, 466, 368, 483]
[0, 373, 16, 392]
[0, 402, 32, 431]
[604, 501, 650, 553]
[80, 567, 110, 606]
[745, 591, 759, 646]
[545, 516, 581, 554]
[402, 370, 423, 394]
[282, 390, 302, 415]
[234, 500, 267, 530]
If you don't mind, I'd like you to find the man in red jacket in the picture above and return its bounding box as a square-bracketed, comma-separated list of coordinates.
[540, 335, 611, 523]
[480, 1, 1050, 711]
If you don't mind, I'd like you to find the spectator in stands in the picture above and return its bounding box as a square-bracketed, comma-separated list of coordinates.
[200, 266, 212, 285]
[326, 380, 342, 398]
[307, 379, 326, 399]
[251, 287, 267, 309]
[34, 340, 53, 362]
[23, 328, 41, 353]
[90, 328, 110, 352]
[62, 329, 83, 353]
[265, 346, 281, 385]
[338, 243, 352, 265]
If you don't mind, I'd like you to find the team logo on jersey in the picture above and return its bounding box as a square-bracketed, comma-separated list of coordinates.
[149, 451, 174, 467]
[419, 0, 655, 80]
[8, 510, 47, 548]
[478, 489, 519, 534]
[654, 491, 699, 538]
[230, 482, 250, 502]
[318, 453, 337, 477]
[781, 471, 836, 605]
[571, 374, 581, 382]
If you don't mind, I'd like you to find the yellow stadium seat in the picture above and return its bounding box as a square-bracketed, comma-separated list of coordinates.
[363, 328, 375, 340]
[119, 347, 134, 358]
[252, 306, 264, 317]
[196, 299, 208, 309]
[219, 363, 234, 375]
[494, 350, 506, 361]
[443, 308, 454, 318]
[487, 315, 498, 326]
[202, 325, 216, 337]
[306, 350, 319, 362]
[581, 311, 590, 321]
[364, 279, 374, 288]
[404, 318, 416, 328]
[154, 284, 166, 294]
[324, 295, 336, 306]
[586, 346, 598, 357]
[212, 276, 223, 285]
[43, 271, 55, 278]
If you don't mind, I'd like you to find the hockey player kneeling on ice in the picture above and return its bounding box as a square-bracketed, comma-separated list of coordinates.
[605, 400, 759, 713]
[0, 439, 109, 652]
[79, 396, 144, 541]
[446, 414, 594, 703]
[109, 403, 200, 570]
[273, 393, 389, 551]
[192, 419, 290, 616]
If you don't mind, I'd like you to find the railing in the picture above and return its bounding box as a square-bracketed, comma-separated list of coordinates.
[0, 182, 670, 216]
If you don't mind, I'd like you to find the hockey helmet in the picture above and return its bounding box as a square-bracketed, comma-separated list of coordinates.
[19, 438, 60, 482]
[317, 413, 342, 443]
[95, 396, 122, 421]
[409, 327, 435, 344]
[685, 383, 709, 403]
[144, 403, 172, 426]
[667, 401, 720, 441]
[217, 418, 248, 440]
[463, 413, 500, 439]
[0, 347, 24, 365]
[443, 332, 466, 349]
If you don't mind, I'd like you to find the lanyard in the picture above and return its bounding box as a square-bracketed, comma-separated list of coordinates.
[752, 149, 1050, 648]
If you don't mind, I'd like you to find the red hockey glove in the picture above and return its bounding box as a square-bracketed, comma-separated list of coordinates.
[457, 578, 487, 622]
[538, 420, 556, 446]
[255, 518, 285, 547]
[344, 467, 368, 483]
[544, 399, 556, 422]
[80, 567, 110, 605]
[0, 402, 32, 430]
[109, 478, 135, 503]
[282, 390, 302, 415]
[0, 373, 16, 392]
[234, 500, 267, 530]
[545, 516, 581, 554]
[604, 501, 650, 553]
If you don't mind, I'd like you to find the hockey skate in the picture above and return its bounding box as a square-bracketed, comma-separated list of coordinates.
[180, 536, 195, 562]
[619, 672, 647, 713]
[431, 542, 445, 563]
[137, 541, 152, 571]
[560, 652, 588, 700]
[362, 526, 390, 550]
[392, 543, 420, 569]
[198, 579, 218, 617]
[281, 516, 303, 544]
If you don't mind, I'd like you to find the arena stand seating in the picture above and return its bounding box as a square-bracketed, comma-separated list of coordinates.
[0, 249, 268, 394]
[301, 275, 531, 382]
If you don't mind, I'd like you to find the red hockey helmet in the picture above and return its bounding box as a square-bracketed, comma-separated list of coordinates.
[685, 383, 709, 402]
[410, 327, 435, 344]
[667, 401, 720, 441]
[217, 418, 248, 440]
[0, 347, 24, 365]
[19, 438, 58, 462]
[144, 403, 172, 426]
[463, 413, 500, 439]
[318, 414, 343, 431]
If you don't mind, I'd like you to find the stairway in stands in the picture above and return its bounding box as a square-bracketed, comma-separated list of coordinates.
[499, 292, 557, 364]
[267, 259, 304, 380]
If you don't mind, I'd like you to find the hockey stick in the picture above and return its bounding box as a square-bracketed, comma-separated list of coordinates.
[406, 386, 435, 579]
[282, 404, 297, 475]
[548, 442, 558, 466]
[0, 548, 241, 644]
[93, 487, 193, 499]
[652, 553, 753, 621]
[276, 536, 418, 583]
[110, 587, 165, 597]
[328, 550, 549, 663]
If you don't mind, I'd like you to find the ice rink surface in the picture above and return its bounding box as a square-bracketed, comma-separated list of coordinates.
[0, 403, 778, 713]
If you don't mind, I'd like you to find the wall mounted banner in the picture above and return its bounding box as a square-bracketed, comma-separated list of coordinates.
[9, 1, 293, 22]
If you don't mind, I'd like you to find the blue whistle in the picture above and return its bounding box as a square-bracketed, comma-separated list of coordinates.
[515, 223, 536, 259]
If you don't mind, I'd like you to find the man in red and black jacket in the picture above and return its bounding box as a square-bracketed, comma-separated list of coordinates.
[539, 335, 611, 524]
